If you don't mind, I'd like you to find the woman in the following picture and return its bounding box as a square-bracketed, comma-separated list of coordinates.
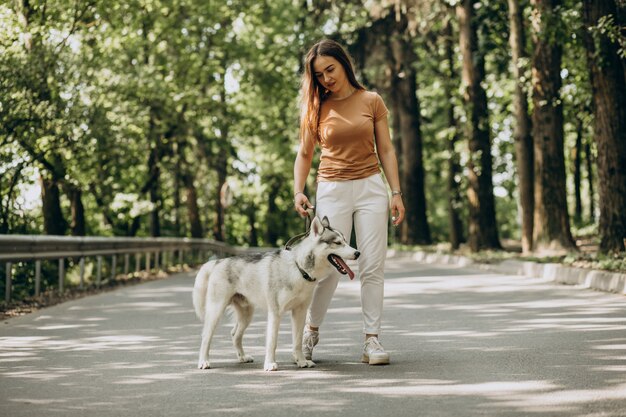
[293, 39, 405, 365]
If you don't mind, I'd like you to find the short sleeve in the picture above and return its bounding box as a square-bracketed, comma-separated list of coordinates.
[373, 93, 389, 122]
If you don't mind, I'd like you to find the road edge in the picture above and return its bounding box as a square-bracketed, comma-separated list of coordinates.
[387, 249, 626, 296]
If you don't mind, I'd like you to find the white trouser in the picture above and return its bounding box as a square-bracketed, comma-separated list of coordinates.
[307, 173, 389, 335]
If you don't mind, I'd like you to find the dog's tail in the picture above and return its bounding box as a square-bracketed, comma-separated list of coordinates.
[192, 260, 216, 321]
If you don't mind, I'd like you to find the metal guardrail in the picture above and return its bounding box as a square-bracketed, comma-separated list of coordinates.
[0, 235, 250, 304]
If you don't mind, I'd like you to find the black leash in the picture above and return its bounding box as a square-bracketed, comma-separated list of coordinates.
[285, 208, 316, 281]
[284, 231, 309, 251]
[284, 208, 315, 250]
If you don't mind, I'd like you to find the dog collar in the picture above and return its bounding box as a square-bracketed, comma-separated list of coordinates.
[294, 262, 316, 282]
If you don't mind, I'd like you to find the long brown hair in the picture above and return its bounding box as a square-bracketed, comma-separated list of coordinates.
[299, 39, 364, 143]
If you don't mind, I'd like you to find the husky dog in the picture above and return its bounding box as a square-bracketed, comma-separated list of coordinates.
[193, 216, 359, 371]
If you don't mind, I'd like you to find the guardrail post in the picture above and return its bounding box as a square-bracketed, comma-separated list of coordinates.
[35, 260, 41, 297]
[135, 253, 140, 275]
[79, 258, 85, 289]
[124, 254, 129, 275]
[111, 255, 117, 281]
[97, 256, 102, 287]
[155, 251, 160, 272]
[145, 253, 151, 275]
[5, 262, 12, 303]
[178, 249, 183, 267]
[58, 258, 65, 294]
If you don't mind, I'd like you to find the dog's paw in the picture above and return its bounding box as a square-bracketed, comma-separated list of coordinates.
[296, 359, 316, 368]
[198, 360, 211, 370]
[238, 354, 254, 363]
[264, 361, 278, 371]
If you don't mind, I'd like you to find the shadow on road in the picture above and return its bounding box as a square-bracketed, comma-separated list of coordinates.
[1, 260, 625, 416]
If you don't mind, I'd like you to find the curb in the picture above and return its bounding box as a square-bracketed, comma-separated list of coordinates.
[386, 249, 626, 296]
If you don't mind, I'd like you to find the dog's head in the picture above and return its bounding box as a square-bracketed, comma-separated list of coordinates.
[308, 216, 360, 279]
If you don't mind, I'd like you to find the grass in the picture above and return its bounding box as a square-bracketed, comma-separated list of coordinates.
[391, 237, 626, 274]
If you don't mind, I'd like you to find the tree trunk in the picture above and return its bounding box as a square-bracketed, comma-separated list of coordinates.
[573, 117, 583, 225]
[508, 0, 535, 253]
[457, 0, 501, 251]
[186, 185, 203, 239]
[388, 12, 431, 245]
[129, 217, 141, 237]
[212, 71, 229, 242]
[213, 151, 227, 242]
[585, 141, 595, 223]
[246, 205, 258, 247]
[386, 74, 408, 242]
[530, 0, 576, 253]
[182, 163, 202, 238]
[66, 185, 86, 236]
[147, 120, 161, 237]
[350, 8, 430, 244]
[443, 14, 465, 250]
[582, 0, 626, 252]
[265, 175, 282, 246]
[173, 142, 182, 237]
[0, 163, 24, 234]
[181, 172, 203, 238]
[174, 131, 202, 238]
[40, 176, 67, 235]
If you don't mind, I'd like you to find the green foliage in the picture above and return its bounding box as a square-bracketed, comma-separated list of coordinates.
[0, 0, 616, 256]
[590, 12, 626, 59]
[390, 242, 626, 273]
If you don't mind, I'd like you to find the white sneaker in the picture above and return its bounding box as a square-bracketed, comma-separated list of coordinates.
[302, 328, 319, 361]
[362, 337, 390, 365]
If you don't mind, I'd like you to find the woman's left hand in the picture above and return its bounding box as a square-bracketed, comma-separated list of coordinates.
[391, 195, 405, 226]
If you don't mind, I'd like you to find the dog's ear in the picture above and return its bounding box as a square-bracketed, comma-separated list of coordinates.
[321, 216, 330, 228]
[311, 216, 324, 237]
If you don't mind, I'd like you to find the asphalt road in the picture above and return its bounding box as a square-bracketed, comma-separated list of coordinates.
[1, 259, 625, 417]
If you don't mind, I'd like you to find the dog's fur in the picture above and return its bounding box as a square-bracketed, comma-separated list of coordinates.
[193, 216, 359, 371]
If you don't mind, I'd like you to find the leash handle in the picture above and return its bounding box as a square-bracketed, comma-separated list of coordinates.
[285, 207, 316, 251]
[304, 207, 315, 231]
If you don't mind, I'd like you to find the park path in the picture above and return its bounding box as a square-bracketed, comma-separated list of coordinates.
[1, 258, 625, 417]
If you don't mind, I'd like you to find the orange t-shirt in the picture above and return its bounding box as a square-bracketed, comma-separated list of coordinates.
[317, 90, 389, 182]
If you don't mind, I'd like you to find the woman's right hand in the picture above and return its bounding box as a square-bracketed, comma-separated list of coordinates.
[294, 192, 314, 218]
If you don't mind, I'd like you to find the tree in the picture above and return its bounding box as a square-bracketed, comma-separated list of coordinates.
[584, 139, 595, 223]
[10, 0, 106, 236]
[442, 8, 465, 249]
[530, 0, 576, 252]
[572, 114, 583, 225]
[352, 4, 431, 245]
[457, 0, 501, 251]
[3, 0, 623, 256]
[582, 0, 626, 253]
[507, 0, 534, 253]
[387, 9, 432, 245]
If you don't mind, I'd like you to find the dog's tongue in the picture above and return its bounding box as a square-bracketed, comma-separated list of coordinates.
[330, 254, 355, 280]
